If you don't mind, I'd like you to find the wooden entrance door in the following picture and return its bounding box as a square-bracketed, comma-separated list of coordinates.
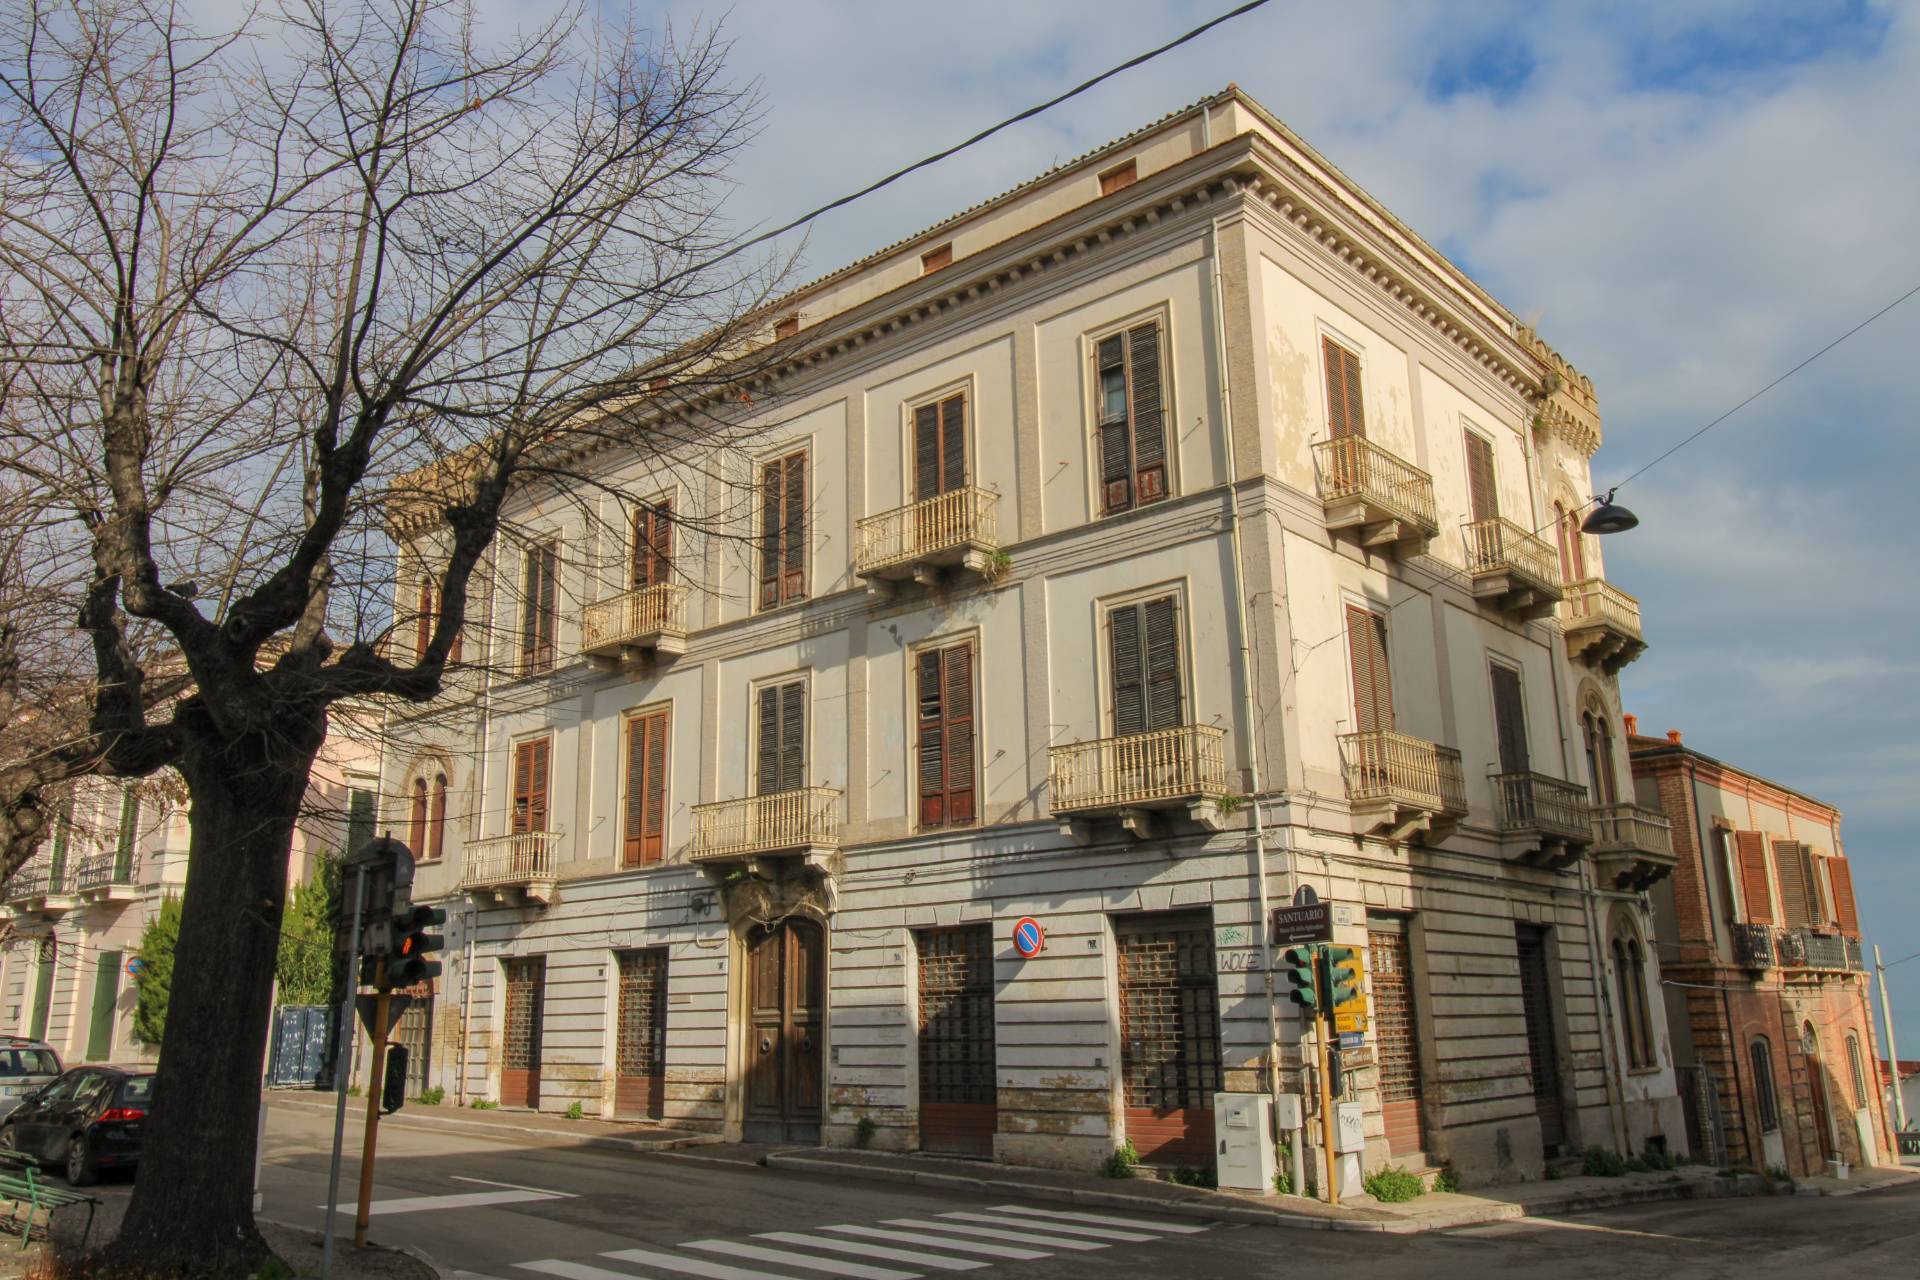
[1515, 926, 1566, 1153]
[917, 925, 996, 1157]
[1368, 921, 1427, 1157]
[744, 919, 823, 1143]
[1116, 914, 1221, 1165]
[500, 957, 544, 1109]
[616, 949, 669, 1119]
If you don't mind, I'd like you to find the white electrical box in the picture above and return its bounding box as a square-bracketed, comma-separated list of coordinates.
[1272, 1092, 1303, 1130]
[1335, 1101, 1366, 1154]
[1212, 1093, 1276, 1191]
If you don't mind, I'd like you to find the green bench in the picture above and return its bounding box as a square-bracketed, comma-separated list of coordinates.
[0, 1149, 97, 1251]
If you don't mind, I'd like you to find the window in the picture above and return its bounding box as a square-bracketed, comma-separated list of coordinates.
[1321, 338, 1365, 440]
[1847, 1035, 1868, 1108]
[1749, 1037, 1780, 1131]
[413, 568, 461, 663]
[427, 774, 448, 862]
[511, 738, 551, 834]
[921, 242, 953, 274]
[1108, 595, 1183, 736]
[345, 786, 376, 856]
[114, 790, 140, 878]
[913, 393, 968, 502]
[1717, 826, 1744, 929]
[1489, 662, 1530, 775]
[631, 500, 673, 590]
[915, 640, 976, 829]
[1344, 604, 1393, 734]
[1094, 321, 1169, 514]
[408, 778, 429, 857]
[1098, 159, 1138, 196]
[1734, 831, 1773, 923]
[1554, 502, 1587, 584]
[622, 708, 670, 866]
[49, 799, 72, 872]
[1463, 430, 1498, 522]
[755, 680, 806, 796]
[1612, 920, 1655, 1070]
[1773, 839, 1817, 928]
[520, 543, 559, 673]
[773, 314, 799, 341]
[1582, 708, 1617, 804]
[759, 451, 807, 610]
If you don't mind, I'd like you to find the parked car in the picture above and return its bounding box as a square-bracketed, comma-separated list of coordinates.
[0, 1065, 152, 1185]
[0, 1040, 63, 1120]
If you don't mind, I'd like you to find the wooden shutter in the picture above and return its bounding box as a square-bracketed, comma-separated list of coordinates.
[521, 545, 556, 670]
[759, 461, 783, 609]
[1464, 432, 1498, 522]
[428, 776, 447, 861]
[914, 402, 941, 503]
[1127, 322, 1167, 504]
[756, 682, 806, 796]
[632, 500, 673, 590]
[916, 642, 977, 829]
[1097, 334, 1131, 512]
[912, 396, 967, 502]
[1322, 338, 1365, 440]
[1735, 831, 1773, 923]
[1109, 603, 1146, 737]
[1143, 596, 1182, 731]
[409, 779, 428, 856]
[415, 578, 434, 661]
[941, 395, 966, 496]
[1828, 858, 1861, 938]
[1345, 605, 1394, 734]
[1773, 839, 1813, 927]
[513, 739, 550, 834]
[756, 685, 781, 796]
[783, 453, 806, 603]
[624, 710, 669, 865]
[1489, 664, 1530, 774]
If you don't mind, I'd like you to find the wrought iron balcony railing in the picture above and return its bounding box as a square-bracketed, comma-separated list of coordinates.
[690, 787, 844, 863]
[1048, 724, 1230, 816]
[1787, 929, 1860, 973]
[462, 831, 560, 902]
[1731, 922, 1775, 970]
[76, 852, 136, 897]
[1313, 437, 1439, 551]
[1464, 517, 1564, 617]
[4, 867, 46, 904]
[854, 487, 1000, 585]
[580, 583, 689, 663]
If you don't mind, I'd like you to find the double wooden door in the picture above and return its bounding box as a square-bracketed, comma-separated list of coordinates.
[1515, 926, 1566, 1153]
[744, 919, 823, 1143]
[500, 957, 544, 1109]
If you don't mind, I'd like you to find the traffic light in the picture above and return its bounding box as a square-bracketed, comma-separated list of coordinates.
[1326, 1044, 1346, 1098]
[1282, 945, 1320, 1012]
[389, 904, 446, 987]
[1322, 944, 1361, 1008]
[382, 1046, 409, 1115]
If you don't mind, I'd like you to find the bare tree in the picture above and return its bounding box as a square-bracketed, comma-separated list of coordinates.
[0, 0, 790, 1270]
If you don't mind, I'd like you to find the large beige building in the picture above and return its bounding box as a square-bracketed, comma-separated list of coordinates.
[383, 87, 1682, 1187]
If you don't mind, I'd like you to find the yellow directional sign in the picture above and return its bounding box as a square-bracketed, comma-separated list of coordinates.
[1332, 952, 1368, 1034]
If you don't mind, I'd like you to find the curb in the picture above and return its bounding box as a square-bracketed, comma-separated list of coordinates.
[257, 1215, 455, 1280]
[268, 1094, 724, 1155]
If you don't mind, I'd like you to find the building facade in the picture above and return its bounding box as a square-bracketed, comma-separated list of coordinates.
[1631, 726, 1892, 1176]
[384, 87, 1683, 1187]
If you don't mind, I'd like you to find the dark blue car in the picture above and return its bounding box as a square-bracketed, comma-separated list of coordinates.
[0, 1065, 153, 1185]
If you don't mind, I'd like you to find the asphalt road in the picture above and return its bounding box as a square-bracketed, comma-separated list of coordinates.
[76, 1103, 1920, 1279]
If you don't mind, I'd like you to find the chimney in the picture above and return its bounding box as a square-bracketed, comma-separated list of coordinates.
[1622, 713, 1638, 737]
[1666, 729, 1683, 745]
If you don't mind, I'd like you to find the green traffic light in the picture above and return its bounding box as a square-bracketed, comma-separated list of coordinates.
[1281, 944, 1321, 1012]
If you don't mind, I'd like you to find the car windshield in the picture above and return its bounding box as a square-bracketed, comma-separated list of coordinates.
[0, 1049, 59, 1077]
[117, 1075, 154, 1106]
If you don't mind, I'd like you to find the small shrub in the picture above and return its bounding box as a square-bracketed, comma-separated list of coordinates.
[854, 1116, 878, 1149]
[1363, 1165, 1425, 1203]
[1545, 1163, 1563, 1180]
[416, 1086, 445, 1107]
[470, 1098, 498, 1110]
[1582, 1146, 1628, 1178]
[1432, 1165, 1461, 1194]
[1624, 1156, 1650, 1173]
[1170, 1165, 1217, 1189]
[1640, 1145, 1676, 1172]
[1101, 1140, 1140, 1179]
[565, 1101, 585, 1120]
[1273, 1138, 1294, 1195]
[346, 1084, 361, 1097]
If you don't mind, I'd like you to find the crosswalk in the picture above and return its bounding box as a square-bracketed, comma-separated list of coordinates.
[460, 1202, 1208, 1280]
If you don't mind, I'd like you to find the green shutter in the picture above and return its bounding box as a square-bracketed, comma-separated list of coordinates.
[29, 943, 54, 1041]
[88, 953, 121, 1061]
[114, 792, 139, 880]
[345, 788, 375, 857]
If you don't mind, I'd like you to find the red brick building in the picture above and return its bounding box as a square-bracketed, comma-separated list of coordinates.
[1630, 723, 1892, 1176]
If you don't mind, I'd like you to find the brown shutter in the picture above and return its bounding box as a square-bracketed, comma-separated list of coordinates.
[940, 394, 967, 495]
[1097, 335, 1131, 511]
[756, 686, 781, 796]
[633, 501, 673, 590]
[1110, 603, 1146, 737]
[914, 403, 941, 503]
[779, 680, 806, 793]
[1464, 432, 1498, 522]
[916, 649, 946, 827]
[783, 453, 806, 603]
[1828, 858, 1861, 938]
[915, 642, 978, 830]
[760, 462, 783, 609]
[1489, 664, 1530, 774]
[644, 712, 668, 861]
[409, 779, 428, 855]
[1346, 605, 1393, 734]
[943, 644, 976, 825]
[1564, 510, 1585, 582]
[415, 579, 433, 661]
[1773, 839, 1813, 927]
[521, 545, 556, 670]
[1735, 831, 1773, 923]
[513, 739, 549, 834]
[1127, 323, 1166, 504]
[520, 550, 541, 667]
[540, 547, 557, 663]
[624, 711, 669, 865]
[1143, 596, 1182, 731]
[1322, 338, 1364, 440]
[428, 776, 447, 860]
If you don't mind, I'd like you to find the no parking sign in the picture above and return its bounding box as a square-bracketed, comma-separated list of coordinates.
[1012, 917, 1045, 959]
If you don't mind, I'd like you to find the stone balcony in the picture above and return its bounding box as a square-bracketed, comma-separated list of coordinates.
[580, 584, 688, 669]
[1339, 730, 1468, 842]
[75, 853, 138, 903]
[1561, 578, 1646, 675]
[1492, 771, 1593, 869]
[854, 486, 1000, 593]
[689, 787, 844, 870]
[461, 831, 560, 905]
[1464, 517, 1564, 621]
[1049, 724, 1231, 840]
[1313, 436, 1439, 556]
[1589, 802, 1675, 890]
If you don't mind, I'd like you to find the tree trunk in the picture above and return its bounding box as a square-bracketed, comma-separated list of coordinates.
[100, 730, 314, 1277]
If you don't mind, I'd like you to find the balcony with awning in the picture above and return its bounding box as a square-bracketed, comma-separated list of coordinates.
[580, 584, 688, 668]
[1464, 517, 1564, 621]
[1560, 578, 1647, 674]
[689, 787, 844, 870]
[854, 487, 1000, 592]
[1312, 437, 1439, 556]
[1493, 771, 1593, 869]
[461, 831, 560, 905]
[1589, 802, 1675, 890]
[1339, 730, 1467, 842]
[1049, 724, 1232, 839]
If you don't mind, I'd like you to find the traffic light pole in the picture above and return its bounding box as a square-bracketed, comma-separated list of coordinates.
[1314, 956, 1339, 1207]
[354, 957, 393, 1249]
[321, 863, 370, 1280]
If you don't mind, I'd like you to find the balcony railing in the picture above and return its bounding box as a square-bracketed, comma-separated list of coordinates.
[1590, 802, 1676, 889]
[1774, 929, 1807, 968]
[1493, 771, 1594, 845]
[1340, 731, 1468, 830]
[855, 486, 999, 583]
[4, 867, 46, 904]
[1049, 724, 1230, 816]
[580, 583, 688, 662]
[462, 831, 560, 901]
[690, 787, 844, 863]
[1313, 437, 1439, 548]
[1464, 517, 1564, 615]
[1731, 923, 1775, 970]
[1786, 929, 1860, 973]
[1561, 578, 1646, 673]
[76, 852, 136, 896]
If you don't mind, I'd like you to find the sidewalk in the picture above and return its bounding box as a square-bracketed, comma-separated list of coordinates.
[1787, 1163, 1920, 1197]
[267, 1091, 726, 1156]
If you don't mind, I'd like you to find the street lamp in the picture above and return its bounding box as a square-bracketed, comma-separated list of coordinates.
[1581, 487, 1639, 535]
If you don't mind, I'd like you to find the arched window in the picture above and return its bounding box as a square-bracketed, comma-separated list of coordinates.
[1554, 501, 1586, 585]
[1611, 915, 1656, 1069]
[1612, 937, 1642, 1067]
[1750, 1037, 1780, 1131]
[415, 577, 436, 662]
[1846, 1034, 1867, 1109]
[1583, 706, 1618, 805]
[427, 773, 448, 862]
[408, 777, 428, 856]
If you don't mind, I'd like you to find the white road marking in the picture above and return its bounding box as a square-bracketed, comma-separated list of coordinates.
[990, 1204, 1209, 1233]
[937, 1211, 1157, 1241]
[884, 1217, 1107, 1251]
[337, 1188, 562, 1216]
[1497, 1218, 1715, 1244]
[452, 1174, 575, 1197]
[602, 1246, 803, 1279]
[825, 1225, 1050, 1260]
[686, 1239, 919, 1279]
[755, 1231, 986, 1271]
[516, 1262, 645, 1280]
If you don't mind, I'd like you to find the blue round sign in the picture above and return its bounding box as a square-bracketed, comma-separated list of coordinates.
[1013, 917, 1045, 959]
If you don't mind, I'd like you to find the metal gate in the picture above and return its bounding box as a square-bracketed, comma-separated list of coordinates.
[1368, 922, 1426, 1157]
[917, 925, 996, 1157]
[500, 957, 544, 1109]
[267, 1005, 335, 1087]
[616, 949, 668, 1119]
[1117, 914, 1220, 1166]
[1515, 925, 1566, 1153]
[393, 984, 433, 1099]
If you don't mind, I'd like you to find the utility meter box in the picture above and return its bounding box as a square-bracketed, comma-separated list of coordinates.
[1212, 1093, 1276, 1191]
